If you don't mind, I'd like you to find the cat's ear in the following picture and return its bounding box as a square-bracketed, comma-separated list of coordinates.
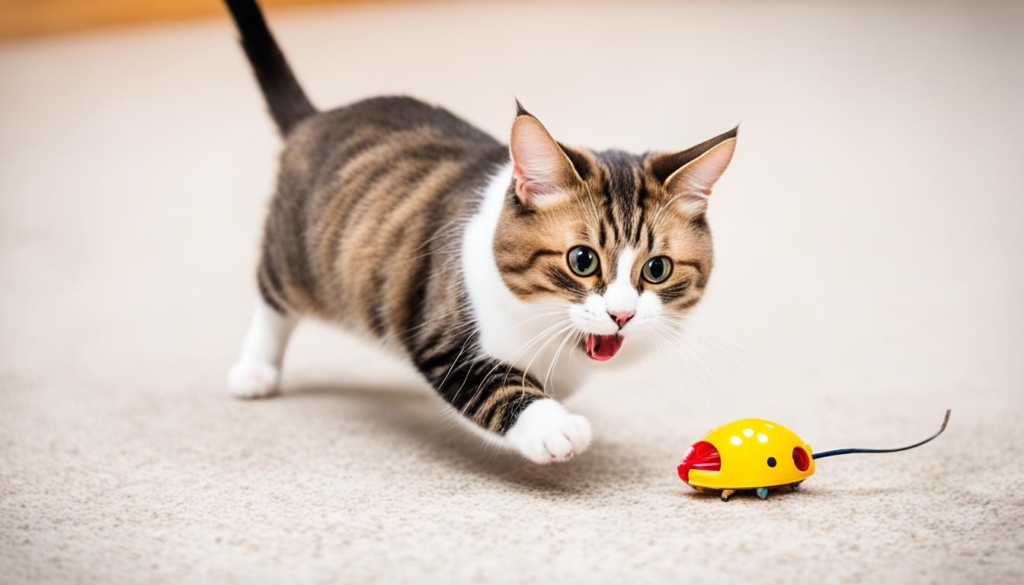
[509, 105, 583, 208]
[649, 127, 738, 215]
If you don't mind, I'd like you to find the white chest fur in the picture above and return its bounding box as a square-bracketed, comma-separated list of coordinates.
[460, 164, 645, 397]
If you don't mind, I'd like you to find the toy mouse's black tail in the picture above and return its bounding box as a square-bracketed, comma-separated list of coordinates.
[224, 0, 316, 135]
[812, 409, 951, 460]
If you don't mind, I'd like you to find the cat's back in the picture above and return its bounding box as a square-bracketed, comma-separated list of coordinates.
[282, 96, 500, 183]
[262, 95, 508, 325]
[316, 96, 500, 144]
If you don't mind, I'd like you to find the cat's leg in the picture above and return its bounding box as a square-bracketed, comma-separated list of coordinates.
[504, 397, 593, 464]
[227, 298, 298, 399]
[421, 354, 592, 463]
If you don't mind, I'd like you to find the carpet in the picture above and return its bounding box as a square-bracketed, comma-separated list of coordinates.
[1, 1, 1022, 582]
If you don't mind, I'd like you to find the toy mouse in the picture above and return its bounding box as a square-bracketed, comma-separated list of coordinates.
[678, 410, 950, 501]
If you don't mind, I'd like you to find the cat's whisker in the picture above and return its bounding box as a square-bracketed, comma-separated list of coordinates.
[655, 316, 762, 395]
[511, 322, 575, 409]
[445, 316, 570, 414]
[652, 324, 719, 409]
[661, 328, 719, 417]
[567, 330, 583, 371]
[457, 318, 572, 412]
[385, 303, 565, 347]
[434, 332, 481, 407]
[648, 327, 704, 409]
[457, 318, 574, 419]
[643, 333, 706, 416]
[408, 216, 469, 253]
[659, 317, 749, 377]
[659, 315, 764, 364]
[655, 321, 750, 416]
[543, 325, 578, 397]
[650, 326, 705, 397]
[399, 234, 475, 266]
[661, 321, 757, 390]
[486, 319, 569, 382]
[518, 322, 575, 394]
[662, 324, 737, 392]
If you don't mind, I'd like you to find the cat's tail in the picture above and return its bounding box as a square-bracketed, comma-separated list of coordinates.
[224, 0, 317, 135]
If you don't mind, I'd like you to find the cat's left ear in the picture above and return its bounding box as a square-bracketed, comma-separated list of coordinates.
[649, 127, 738, 215]
[509, 103, 584, 208]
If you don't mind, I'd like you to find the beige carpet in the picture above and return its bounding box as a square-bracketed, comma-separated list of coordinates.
[2, 1, 1023, 583]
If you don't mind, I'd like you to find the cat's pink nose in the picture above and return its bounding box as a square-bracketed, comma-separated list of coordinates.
[609, 311, 634, 328]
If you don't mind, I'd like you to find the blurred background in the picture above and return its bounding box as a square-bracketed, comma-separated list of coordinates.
[1, 1, 1022, 583]
[0, 0, 342, 40]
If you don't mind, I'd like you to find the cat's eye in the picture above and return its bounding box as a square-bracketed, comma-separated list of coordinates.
[567, 246, 600, 277]
[642, 256, 673, 284]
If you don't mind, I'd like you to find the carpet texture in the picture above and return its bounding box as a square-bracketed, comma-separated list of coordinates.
[1, 1, 1023, 583]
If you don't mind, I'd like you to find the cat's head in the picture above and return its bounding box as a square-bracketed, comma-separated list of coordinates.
[493, 105, 736, 362]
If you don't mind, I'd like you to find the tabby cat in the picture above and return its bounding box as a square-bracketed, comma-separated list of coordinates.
[225, 0, 737, 463]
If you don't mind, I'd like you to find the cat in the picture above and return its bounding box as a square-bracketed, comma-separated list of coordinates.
[224, 0, 737, 464]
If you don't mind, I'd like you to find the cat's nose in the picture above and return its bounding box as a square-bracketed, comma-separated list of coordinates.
[608, 311, 635, 328]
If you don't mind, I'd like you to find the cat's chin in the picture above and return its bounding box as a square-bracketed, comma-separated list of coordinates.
[585, 333, 624, 361]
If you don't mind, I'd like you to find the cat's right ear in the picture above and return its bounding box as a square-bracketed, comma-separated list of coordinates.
[648, 127, 738, 216]
[509, 109, 582, 208]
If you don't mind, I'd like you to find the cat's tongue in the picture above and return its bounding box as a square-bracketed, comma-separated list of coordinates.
[586, 334, 624, 361]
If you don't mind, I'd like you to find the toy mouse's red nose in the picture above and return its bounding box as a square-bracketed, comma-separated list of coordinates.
[678, 441, 721, 483]
[608, 311, 634, 328]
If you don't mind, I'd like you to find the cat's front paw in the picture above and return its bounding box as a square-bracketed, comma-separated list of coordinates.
[505, 399, 592, 464]
[227, 361, 281, 399]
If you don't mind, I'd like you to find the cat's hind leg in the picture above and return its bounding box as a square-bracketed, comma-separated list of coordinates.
[227, 298, 298, 399]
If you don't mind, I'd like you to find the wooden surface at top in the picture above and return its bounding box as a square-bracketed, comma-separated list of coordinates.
[0, 0, 352, 41]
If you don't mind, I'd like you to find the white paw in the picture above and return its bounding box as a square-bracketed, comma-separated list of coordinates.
[227, 361, 281, 399]
[505, 399, 592, 464]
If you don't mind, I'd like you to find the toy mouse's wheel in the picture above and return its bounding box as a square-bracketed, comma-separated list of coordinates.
[720, 489, 736, 502]
[756, 487, 769, 499]
[790, 482, 803, 492]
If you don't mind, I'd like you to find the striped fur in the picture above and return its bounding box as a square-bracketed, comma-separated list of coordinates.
[225, 0, 738, 457]
[493, 142, 724, 313]
[252, 98, 733, 434]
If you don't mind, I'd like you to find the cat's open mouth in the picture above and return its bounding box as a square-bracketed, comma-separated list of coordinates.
[585, 333, 623, 361]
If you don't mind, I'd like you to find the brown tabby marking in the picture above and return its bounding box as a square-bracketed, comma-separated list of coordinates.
[254, 98, 732, 432]
[493, 144, 719, 314]
[226, 0, 736, 436]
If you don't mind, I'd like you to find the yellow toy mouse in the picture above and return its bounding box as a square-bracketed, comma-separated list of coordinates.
[678, 410, 950, 501]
